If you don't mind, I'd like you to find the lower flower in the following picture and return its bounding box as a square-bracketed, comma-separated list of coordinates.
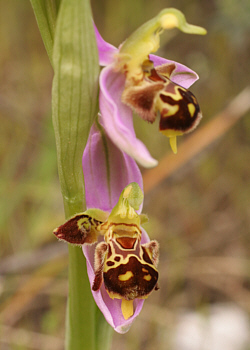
[53, 124, 159, 333]
[54, 182, 159, 333]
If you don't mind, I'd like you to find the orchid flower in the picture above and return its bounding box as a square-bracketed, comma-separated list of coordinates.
[95, 8, 206, 167]
[54, 124, 159, 334]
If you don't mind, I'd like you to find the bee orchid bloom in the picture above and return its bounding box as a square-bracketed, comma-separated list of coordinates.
[54, 124, 158, 333]
[95, 8, 206, 167]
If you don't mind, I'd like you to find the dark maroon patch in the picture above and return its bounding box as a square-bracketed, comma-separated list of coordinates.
[92, 272, 103, 291]
[154, 283, 160, 291]
[54, 214, 92, 244]
[146, 67, 165, 82]
[142, 246, 154, 264]
[107, 261, 115, 267]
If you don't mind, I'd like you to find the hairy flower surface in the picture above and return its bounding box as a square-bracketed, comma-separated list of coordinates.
[95, 8, 206, 167]
[54, 125, 158, 333]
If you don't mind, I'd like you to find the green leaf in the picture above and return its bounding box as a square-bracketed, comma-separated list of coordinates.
[52, 0, 99, 204]
[30, 0, 61, 65]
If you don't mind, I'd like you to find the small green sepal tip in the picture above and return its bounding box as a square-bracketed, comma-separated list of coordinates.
[109, 183, 143, 224]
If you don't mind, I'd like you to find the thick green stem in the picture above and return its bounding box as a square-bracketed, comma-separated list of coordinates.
[95, 308, 113, 350]
[63, 199, 96, 349]
[66, 245, 96, 349]
[51, 0, 99, 348]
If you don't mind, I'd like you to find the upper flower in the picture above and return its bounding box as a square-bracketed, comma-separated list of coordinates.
[95, 8, 206, 167]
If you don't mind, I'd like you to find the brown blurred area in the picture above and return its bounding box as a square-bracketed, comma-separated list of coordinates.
[0, 0, 250, 349]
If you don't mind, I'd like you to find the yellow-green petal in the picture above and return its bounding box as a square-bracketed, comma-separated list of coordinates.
[118, 8, 206, 82]
[108, 182, 143, 225]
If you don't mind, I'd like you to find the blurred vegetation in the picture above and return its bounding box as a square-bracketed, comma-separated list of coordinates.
[0, 0, 250, 349]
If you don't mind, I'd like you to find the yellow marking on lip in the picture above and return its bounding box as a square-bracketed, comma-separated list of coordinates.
[142, 268, 148, 273]
[162, 104, 179, 117]
[107, 291, 122, 300]
[144, 274, 152, 281]
[118, 271, 134, 281]
[188, 103, 195, 116]
[121, 299, 134, 319]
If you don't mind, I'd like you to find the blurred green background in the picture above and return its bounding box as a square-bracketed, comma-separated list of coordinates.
[0, 0, 250, 349]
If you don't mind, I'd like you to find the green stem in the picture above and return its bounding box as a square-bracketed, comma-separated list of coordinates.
[66, 246, 96, 349]
[65, 196, 96, 349]
[64, 199, 113, 350]
[96, 308, 113, 350]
